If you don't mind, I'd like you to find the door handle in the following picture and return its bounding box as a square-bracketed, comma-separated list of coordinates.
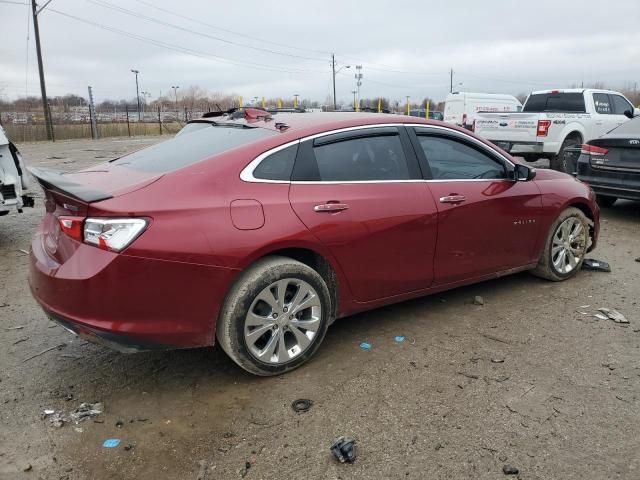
[314, 202, 349, 213]
[439, 195, 467, 204]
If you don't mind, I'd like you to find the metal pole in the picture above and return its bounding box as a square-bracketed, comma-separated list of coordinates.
[125, 105, 131, 137]
[88, 86, 98, 139]
[158, 105, 162, 135]
[131, 69, 141, 121]
[332, 54, 337, 111]
[450, 69, 453, 93]
[31, 0, 54, 141]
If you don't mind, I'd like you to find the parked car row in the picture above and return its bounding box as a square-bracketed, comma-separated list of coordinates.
[0, 125, 34, 216]
[28, 109, 600, 375]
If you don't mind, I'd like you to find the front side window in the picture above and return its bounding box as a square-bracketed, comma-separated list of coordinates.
[417, 135, 507, 180]
[313, 135, 411, 181]
[593, 93, 612, 114]
[611, 95, 633, 115]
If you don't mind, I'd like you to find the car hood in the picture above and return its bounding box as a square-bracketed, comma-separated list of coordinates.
[532, 168, 571, 181]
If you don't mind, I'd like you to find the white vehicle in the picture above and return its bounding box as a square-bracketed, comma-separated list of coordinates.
[444, 92, 522, 129]
[474, 89, 640, 172]
[0, 125, 33, 216]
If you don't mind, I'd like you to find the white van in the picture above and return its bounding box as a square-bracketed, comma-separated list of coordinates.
[444, 92, 522, 130]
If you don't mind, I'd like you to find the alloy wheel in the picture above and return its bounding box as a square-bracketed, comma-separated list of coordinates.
[551, 217, 587, 274]
[244, 278, 322, 364]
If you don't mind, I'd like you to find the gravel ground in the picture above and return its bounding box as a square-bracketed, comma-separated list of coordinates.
[1, 136, 639, 479]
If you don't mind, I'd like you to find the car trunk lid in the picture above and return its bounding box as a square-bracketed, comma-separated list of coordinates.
[588, 137, 640, 173]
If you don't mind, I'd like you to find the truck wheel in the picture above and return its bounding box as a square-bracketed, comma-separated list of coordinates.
[550, 136, 582, 174]
[531, 207, 589, 281]
[520, 154, 540, 163]
[216, 256, 332, 376]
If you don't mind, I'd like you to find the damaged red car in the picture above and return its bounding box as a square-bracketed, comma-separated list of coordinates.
[29, 110, 599, 375]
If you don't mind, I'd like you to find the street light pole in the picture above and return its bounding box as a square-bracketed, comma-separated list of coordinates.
[171, 85, 179, 116]
[351, 90, 357, 110]
[331, 54, 350, 111]
[131, 69, 141, 121]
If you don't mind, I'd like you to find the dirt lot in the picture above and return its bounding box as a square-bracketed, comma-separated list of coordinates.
[1, 136, 639, 480]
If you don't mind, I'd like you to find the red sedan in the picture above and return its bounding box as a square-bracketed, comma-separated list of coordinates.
[29, 110, 599, 375]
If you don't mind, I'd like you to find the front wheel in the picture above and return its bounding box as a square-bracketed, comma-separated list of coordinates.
[216, 256, 332, 376]
[531, 207, 590, 281]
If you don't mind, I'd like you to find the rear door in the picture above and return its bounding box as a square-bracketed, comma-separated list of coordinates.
[289, 126, 438, 302]
[408, 126, 543, 285]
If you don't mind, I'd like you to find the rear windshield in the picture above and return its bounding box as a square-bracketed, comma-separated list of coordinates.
[111, 124, 276, 172]
[523, 93, 586, 113]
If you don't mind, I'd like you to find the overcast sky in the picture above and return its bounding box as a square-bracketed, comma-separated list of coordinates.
[1, 0, 639, 106]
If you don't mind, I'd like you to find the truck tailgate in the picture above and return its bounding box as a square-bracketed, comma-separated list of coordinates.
[475, 113, 540, 143]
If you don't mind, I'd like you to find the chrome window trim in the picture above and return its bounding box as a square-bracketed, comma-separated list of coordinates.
[239, 123, 515, 184]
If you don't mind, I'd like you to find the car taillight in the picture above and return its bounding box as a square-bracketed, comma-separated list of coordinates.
[84, 218, 148, 252]
[536, 120, 551, 137]
[580, 144, 608, 156]
[58, 216, 84, 242]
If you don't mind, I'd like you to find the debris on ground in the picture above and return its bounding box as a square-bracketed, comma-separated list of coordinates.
[635, 257, 640, 262]
[6, 325, 24, 330]
[102, 438, 121, 448]
[491, 357, 505, 363]
[46, 412, 68, 428]
[473, 296, 484, 306]
[597, 308, 629, 324]
[22, 463, 32, 472]
[70, 402, 104, 422]
[394, 335, 406, 343]
[331, 436, 357, 463]
[22, 343, 66, 363]
[582, 258, 611, 272]
[291, 399, 313, 414]
[123, 444, 134, 451]
[115, 420, 124, 428]
[196, 460, 208, 480]
[359, 342, 372, 350]
[502, 464, 519, 475]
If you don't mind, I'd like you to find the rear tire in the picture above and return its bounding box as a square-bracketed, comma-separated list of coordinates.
[596, 195, 616, 207]
[216, 256, 332, 376]
[550, 136, 582, 174]
[531, 207, 589, 281]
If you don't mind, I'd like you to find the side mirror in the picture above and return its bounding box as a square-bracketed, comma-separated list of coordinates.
[514, 163, 536, 181]
[625, 108, 640, 119]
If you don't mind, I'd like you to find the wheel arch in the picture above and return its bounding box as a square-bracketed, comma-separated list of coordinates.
[559, 127, 585, 146]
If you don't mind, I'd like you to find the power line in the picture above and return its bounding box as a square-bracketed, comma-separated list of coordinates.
[84, 0, 328, 63]
[47, 8, 327, 75]
[133, 0, 332, 57]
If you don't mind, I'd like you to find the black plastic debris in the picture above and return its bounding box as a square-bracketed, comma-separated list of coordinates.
[582, 259, 611, 272]
[502, 465, 519, 475]
[331, 436, 356, 463]
[291, 399, 313, 414]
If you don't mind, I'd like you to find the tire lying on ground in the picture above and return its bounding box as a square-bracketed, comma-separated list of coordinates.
[531, 207, 590, 281]
[216, 256, 332, 376]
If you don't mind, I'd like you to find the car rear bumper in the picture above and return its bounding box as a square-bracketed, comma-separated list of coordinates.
[29, 229, 237, 351]
[577, 154, 640, 201]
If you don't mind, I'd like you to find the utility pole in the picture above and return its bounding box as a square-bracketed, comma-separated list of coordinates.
[131, 69, 141, 121]
[450, 68, 453, 93]
[331, 54, 351, 111]
[351, 90, 357, 110]
[32, 0, 54, 141]
[88, 85, 98, 139]
[171, 85, 179, 116]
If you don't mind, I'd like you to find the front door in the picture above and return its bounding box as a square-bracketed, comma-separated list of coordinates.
[289, 126, 438, 302]
[409, 126, 543, 285]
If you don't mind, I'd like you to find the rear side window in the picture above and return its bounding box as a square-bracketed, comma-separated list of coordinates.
[313, 135, 411, 181]
[417, 135, 507, 180]
[593, 93, 612, 114]
[523, 93, 586, 113]
[253, 144, 298, 181]
[112, 125, 276, 172]
[611, 95, 633, 115]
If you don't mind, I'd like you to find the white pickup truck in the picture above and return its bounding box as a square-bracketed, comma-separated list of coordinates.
[474, 89, 640, 172]
[0, 125, 33, 216]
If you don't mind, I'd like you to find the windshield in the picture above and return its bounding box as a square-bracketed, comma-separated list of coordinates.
[111, 124, 276, 172]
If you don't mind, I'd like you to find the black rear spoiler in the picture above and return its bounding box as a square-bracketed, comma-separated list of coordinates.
[28, 167, 113, 203]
